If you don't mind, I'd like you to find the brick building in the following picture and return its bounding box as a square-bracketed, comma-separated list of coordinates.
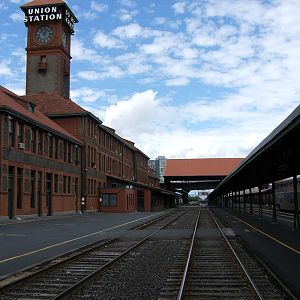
[0, 0, 174, 219]
[0, 87, 82, 218]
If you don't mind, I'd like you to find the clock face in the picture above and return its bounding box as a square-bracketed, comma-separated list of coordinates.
[35, 26, 54, 43]
[62, 31, 67, 48]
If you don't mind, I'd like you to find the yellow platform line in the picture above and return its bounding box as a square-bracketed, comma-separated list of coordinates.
[0, 211, 164, 264]
[223, 211, 300, 256]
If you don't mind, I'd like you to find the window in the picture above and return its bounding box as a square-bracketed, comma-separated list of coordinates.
[102, 194, 117, 206]
[68, 176, 71, 193]
[63, 142, 67, 162]
[38, 55, 47, 72]
[59, 142, 63, 160]
[8, 117, 15, 146]
[38, 131, 43, 155]
[75, 145, 79, 165]
[54, 174, 58, 193]
[63, 176, 67, 193]
[87, 146, 90, 167]
[31, 129, 36, 153]
[44, 134, 49, 156]
[31, 171, 35, 208]
[17, 122, 23, 144]
[49, 135, 53, 158]
[28, 103, 35, 113]
[17, 168, 22, 209]
[68, 144, 72, 163]
[54, 137, 58, 159]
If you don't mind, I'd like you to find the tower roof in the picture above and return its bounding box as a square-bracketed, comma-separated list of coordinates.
[21, 0, 65, 8]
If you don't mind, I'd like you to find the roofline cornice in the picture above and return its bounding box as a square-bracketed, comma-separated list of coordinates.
[49, 112, 103, 124]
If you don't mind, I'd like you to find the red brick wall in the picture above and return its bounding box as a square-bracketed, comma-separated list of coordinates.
[54, 117, 81, 140]
[144, 188, 152, 212]
[99, 188, 137, 213]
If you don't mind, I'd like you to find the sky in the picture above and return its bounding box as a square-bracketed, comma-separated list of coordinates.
[0, 0, 299, 160]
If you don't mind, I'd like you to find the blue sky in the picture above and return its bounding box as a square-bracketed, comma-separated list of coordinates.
[1, 0, 299, 159]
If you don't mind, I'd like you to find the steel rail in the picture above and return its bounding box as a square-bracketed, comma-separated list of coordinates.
[0, 209, 182, 291]
[243, 204, 294, 220]
[254, 208, 294, 219]
[209, 209, 264, 300]
[176, 208, 201, 300]
[53, 209, 191, 299]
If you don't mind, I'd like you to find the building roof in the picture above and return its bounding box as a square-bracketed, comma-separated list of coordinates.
[164, 158, 243, 177]
[22, 93, 86, 115]
[0, 87, 81, 144]
[21, 0, 65, 8]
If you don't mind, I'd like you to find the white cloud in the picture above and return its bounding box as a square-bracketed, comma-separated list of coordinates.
[93, 31, 126, 49]
[0, 60, 13, 78]
[9, 12, 23, 22]
[173, 2, 187, 14]
[77, 65, 124, 80]
[99, 88, 296, 159]
[90, 1, 108, 13]
[76, 71, 100, 81]
[71, 38, 105, 63]
[116, 8, 138, 22]
[153, 17, 181, 29]
[113, 23, 144, 39]
[165, 77, 190, 86]
[103, 90, 174, 138]
[73, 2, 108, 20]
[82, 11, 98, 20]
[71, 87, 106, 103]
[119, 0, 136, 8]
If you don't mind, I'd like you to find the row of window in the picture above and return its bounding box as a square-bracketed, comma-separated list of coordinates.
[7, 118, 80, 165]
[8, 166, 79, 211]
[86, 145, 134, 179]
[86, 120, 134, 162]
[86, 179, 107, 195]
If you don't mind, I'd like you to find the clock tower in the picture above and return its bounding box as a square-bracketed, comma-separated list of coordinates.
[21, 0, 78, 99]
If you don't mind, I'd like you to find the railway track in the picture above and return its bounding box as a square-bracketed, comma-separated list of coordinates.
[0, 209, 187, 300]
[159, 208, 287, 299]
[242, 204, 294, 220]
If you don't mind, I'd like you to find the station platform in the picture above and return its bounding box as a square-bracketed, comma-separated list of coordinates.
[0, 210, 169, 281]
[214, 207, 300, 298]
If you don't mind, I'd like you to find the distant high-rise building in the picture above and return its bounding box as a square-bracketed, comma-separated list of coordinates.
[148, 156, 167, 183]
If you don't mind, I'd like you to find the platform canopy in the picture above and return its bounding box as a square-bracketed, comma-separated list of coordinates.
[164, 158, 243, 191]
[210, 104, 300, 200]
